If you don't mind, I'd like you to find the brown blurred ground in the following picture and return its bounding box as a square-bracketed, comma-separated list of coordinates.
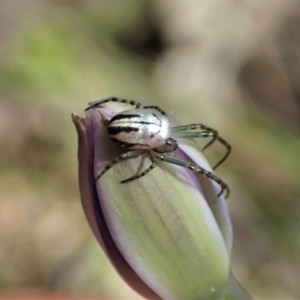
[0, 0, 299, 299]
[0, 292, 105, 300]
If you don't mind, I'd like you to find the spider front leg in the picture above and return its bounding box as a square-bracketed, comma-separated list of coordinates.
[155, 153, 230, 198]
[96, 150, 142, 181]
[171, 124, 231, 170]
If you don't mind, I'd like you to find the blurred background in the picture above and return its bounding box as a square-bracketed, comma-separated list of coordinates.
[0, 0, 299, 299]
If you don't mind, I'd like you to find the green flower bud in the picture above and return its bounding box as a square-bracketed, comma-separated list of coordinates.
[72, 101, 240, 300]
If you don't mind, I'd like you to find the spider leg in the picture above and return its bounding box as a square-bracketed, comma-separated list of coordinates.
[142, 105, 167, 115]
[86, 96, 167, 116]
[213, 136, 231, 170]
[86, 96, 143, 111]
[121, 152, 157, 183]
[171, 124, 231, 170]
[96, 150, 142, 181]
[155, 153, 230, 198]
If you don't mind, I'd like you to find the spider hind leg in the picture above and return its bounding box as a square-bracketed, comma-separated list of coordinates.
[85, 97, 168, 116]
[86, 97, 143, 111]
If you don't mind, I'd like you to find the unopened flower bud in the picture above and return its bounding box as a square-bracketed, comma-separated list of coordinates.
[72, 100, 245, 300]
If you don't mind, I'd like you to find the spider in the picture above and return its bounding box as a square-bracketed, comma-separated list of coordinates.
[85, 97, 231, 198]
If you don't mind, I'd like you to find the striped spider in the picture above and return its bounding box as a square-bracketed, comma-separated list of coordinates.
[86, 97, 231, 198]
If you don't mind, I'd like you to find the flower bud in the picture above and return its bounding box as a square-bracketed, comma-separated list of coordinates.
[72, 101, 234, 300]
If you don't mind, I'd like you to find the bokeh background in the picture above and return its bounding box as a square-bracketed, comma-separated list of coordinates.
[0, 0, 299, 299]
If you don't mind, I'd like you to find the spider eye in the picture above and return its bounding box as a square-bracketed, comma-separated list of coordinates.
[166, 138, 176, 146]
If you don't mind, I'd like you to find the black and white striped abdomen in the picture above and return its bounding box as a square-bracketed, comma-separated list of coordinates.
[107, 109, 171, 149]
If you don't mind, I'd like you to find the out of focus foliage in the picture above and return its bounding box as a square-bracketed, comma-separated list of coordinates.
[0, 1, 299, 299]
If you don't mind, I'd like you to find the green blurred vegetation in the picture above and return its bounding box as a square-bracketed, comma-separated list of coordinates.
[0, 1, 299, 299]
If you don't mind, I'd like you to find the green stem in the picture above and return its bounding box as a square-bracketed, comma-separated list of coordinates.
[223, 272, 252, 300]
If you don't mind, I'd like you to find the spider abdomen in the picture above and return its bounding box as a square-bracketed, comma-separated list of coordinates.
[107, 109, 171, 149]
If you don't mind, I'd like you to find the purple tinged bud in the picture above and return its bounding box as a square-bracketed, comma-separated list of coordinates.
[72, 101, 234, 300]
